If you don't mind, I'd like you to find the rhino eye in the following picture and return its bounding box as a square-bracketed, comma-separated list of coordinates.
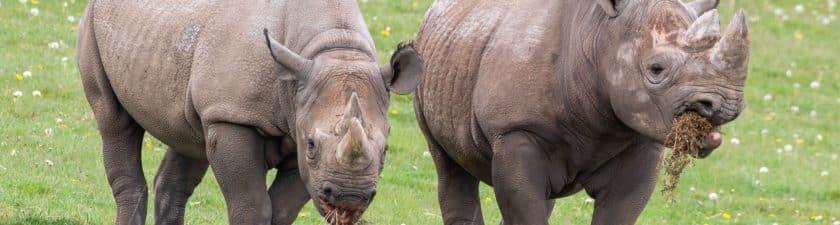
[307, 139, 316, 149]
[649, 63, 666, 76]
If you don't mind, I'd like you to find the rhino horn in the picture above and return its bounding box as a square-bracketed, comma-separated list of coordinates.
[687, 0, 719, 15]
[335, 114, 370, 169]
[264, 29, 313, 79]
[678, 10, 721, 52]
[711, 10, 750, 74]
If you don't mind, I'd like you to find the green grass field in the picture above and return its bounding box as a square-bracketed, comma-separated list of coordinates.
[1, 0, 838, 224]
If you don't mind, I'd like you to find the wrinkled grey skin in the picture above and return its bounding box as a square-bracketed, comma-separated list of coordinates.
[76, 1, 422, 225]
[414, 0, 749, 224]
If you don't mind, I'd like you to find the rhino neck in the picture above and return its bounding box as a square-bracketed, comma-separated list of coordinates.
[278, 0, 376, 61]
[553, 1, 640, 142]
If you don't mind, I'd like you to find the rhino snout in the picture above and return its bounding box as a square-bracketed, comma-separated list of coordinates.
[687, 94, 743, 125]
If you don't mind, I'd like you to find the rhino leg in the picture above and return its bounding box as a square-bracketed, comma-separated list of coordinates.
[268, 168, 310, 225]
[79, 9, 148, 223]
[491, 132, 551, 225]
[153, 148, 208, 225]
[583, 141, 662, 225]
[429, 142, 484, 225]
[205, 123, 271, 225]
[499, 200, 553, 225]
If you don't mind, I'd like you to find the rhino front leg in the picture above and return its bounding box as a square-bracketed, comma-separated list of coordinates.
[429, 142, 484, 225]
[153, 148, 209, 225]
[206, 123, 271, 225]
[268, 168, 310, 225]
[584, 141, 663, 225]
[491, 131, 551, 225]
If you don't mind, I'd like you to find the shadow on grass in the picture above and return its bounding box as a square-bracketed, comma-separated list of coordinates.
[2, 216, 84, 225]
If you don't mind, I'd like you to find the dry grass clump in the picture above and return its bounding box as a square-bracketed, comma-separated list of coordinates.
[662, 111, 713, 200]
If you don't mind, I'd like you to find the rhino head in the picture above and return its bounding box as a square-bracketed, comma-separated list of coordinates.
[264, 30, 423, 224]
[597, 0, 749, 158]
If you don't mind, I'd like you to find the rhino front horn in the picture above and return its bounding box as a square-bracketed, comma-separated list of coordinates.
[335, 113, 370, 170]
[679, 9, 721, 52]
[712, 10, 750, 73]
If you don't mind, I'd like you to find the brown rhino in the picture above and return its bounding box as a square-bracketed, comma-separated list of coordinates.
[76, 1, 422, 225]
[413, 0, 749, 224]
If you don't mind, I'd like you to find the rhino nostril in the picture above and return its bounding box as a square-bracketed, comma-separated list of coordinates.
[323, 186, 334, 199]
[692, 99, 715, 118]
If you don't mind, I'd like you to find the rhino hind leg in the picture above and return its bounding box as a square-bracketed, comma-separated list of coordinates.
[427, 141, 485, 225]
[152, 148, 209, 225]
[490, 131, 552, 225]
[78, 6, 148, 224]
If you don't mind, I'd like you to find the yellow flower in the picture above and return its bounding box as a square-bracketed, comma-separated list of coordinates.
[794, 31, 804, 40]
[391, 109, 399, 116]
[70, 25, 78, 32]
[381, 29, 390, 38]
[37, 64, 44, 70]
[482, 197, 492, 203]
[298, 212, 309, 218]
[31, 0, 39, 5]
[721, 212, 731, 219]
[775, 138, 782, 143]
[411, 1, 420, 9]
[795, 139, 804, 145]
[15, 74, 23, 81]
[144, 141, 153, 149]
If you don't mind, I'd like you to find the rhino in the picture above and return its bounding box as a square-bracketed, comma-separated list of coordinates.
[76, 1, 422, 224]
[413, 0, 749, 224]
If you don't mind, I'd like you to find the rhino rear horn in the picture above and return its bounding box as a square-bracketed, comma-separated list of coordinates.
[678, 10, 721, 52]
[264, 29, 313, 80]
[712, 10, 750, 74]
[687, 0, 720, 15]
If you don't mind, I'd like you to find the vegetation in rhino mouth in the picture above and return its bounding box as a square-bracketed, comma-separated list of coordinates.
[662, 111, 713, 201]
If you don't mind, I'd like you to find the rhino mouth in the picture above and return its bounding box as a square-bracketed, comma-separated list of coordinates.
[672, 109, 723, 159]
[318, 197, 365, 225]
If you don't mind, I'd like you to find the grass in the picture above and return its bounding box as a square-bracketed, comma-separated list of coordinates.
[0, 0, 838, 224]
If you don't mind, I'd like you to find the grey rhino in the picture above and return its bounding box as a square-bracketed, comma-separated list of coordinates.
[413, 0, 749, 224]
[76, 1, 422, 225]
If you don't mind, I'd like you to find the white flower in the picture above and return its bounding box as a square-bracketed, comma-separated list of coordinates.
[776, 148, 782, 154]
[784, 144, 793, 152]
[45, 128, 54, 136]
[832, 154, 838, 160]
[791, 106, 799, 112]
[794, 83, 801, 89]
[761, 129, 769, 135]
[785, 69, 793, 77]
[30, 8, 39, 17]
[810, 81, 820, 89]
[63, 2, 68, 7]
[422, 151, 431, 157]
[772, 223, 780, 225]
[730, 138, 740, 145]
[584, 198, 595, 204]
[833, 220, 840, 225]
[61, 57, 69, 64]
[816, 134, 823, 141]
[810, 110, 817, 117]
[10, 149, 16, 156]
[23, 70, 32, 77]
[67, 15, 75, 22]
[48, 42, 60, 49]
[815, 215, 824, 221]
[56, 118, 64, 124]
[794, 4, 805, 13]
[13, 90, 23, 97]
[45, 159, 54, 166]
[759, 167, 769, 173]
[821, 171, 829, 177]
[753, 180, 761, 185]
[763, 94, 773, 101]
[32, 90, 41, 97]
[707, 192, 719, 200]
[824, 17, 832, 25]
[774, 8, 785, 16]
[689, 186, 696, 191]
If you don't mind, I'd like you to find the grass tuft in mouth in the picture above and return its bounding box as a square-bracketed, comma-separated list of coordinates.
[662, 111, 713, 201]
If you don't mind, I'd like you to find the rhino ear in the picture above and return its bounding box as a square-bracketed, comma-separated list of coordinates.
[596, 0, 619, 17]
[264, 29, 313, 81]
[381, 42, 424, 95]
